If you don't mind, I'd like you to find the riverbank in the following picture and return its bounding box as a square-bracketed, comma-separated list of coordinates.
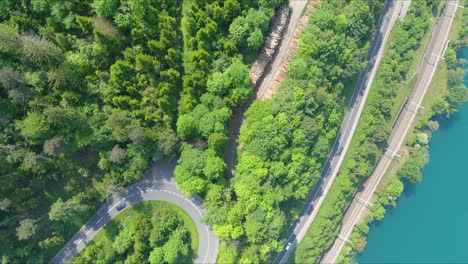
[357, 103, 468, 263]
[294, 0, 448, 262]
[337, 2, 467, 261]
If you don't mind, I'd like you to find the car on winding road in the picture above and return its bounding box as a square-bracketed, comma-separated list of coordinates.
[116, 202, 127, 211]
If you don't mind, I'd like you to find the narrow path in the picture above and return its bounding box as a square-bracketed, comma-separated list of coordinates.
[225, 0, 308, 176]
[50, 162, 218, 264]
[320, 1, 458, 262]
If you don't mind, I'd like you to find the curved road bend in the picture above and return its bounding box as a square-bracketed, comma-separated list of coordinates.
[53, 3, 312, 262]
[320, 1, 459, 262]
[50, 162, 219, 264]
[273, 1, 404, 263]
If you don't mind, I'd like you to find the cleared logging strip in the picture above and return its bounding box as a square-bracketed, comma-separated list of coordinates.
[249, 5, 291, 88]
[262, 0, 319, 99]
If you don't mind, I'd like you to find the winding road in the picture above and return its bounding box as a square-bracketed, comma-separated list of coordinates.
[320, 1, 459, 262]
[49, 0, 410, 262]
[51, 2, 312, 263]
[50, 162, 218, 264]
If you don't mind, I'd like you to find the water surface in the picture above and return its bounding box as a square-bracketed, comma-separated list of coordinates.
[356, 47, 468, 263]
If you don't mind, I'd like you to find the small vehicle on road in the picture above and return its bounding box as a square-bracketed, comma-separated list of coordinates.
[116, 202, 127, 211]
[285, 242, 292, 251]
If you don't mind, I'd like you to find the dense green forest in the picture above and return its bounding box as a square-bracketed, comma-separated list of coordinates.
[0, 0, 281, 262]
[174, 0, 283, 196]
[194, 0, 385, 262]
[3, 0, 455, 263]
[294, 0, 452, 262]
[73, 201, 197, 264]
[0, 0, 183, 262]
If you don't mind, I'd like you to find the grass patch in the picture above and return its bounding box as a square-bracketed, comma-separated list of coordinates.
[390, 7, 443, 125]
[76, 201, 199, 262]
[161, 202, 199, 252]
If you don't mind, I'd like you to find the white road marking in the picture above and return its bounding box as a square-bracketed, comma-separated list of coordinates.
[203, 226, 211, 264]
[54, 182, 213, 263]
[106, 202, 120, 213]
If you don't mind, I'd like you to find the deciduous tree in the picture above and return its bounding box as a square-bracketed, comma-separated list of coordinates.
[49, 197, 91, 225]
[16, 219, 38, 240]
[16, 112, 51, 145]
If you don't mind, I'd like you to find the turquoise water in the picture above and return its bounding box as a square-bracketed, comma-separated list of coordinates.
[356, 48, 468, 263]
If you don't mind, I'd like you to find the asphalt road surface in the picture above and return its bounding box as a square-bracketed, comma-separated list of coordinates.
[50, 162, 219, 264]
[320, 1, 459, 263]
[273, 1, 404, 263]
[53, 3, 310, 262]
